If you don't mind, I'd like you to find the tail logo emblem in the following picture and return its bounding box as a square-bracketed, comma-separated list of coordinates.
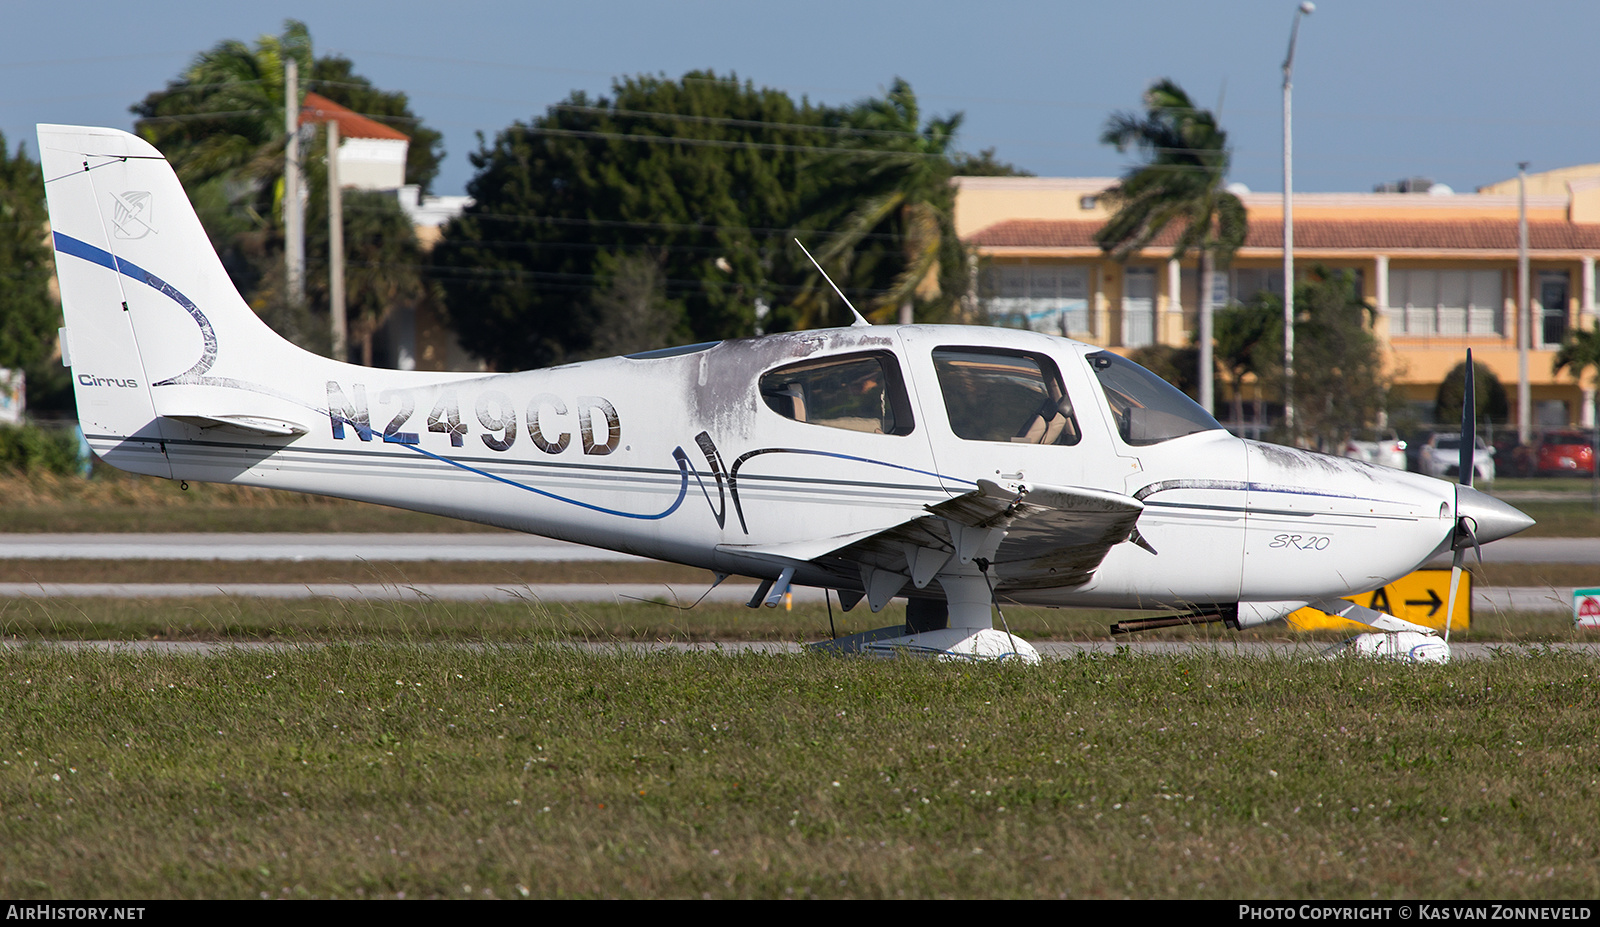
[111, 191, 153, 240]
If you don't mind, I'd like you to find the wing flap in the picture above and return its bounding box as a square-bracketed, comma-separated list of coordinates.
[814, 480, 1144, 592]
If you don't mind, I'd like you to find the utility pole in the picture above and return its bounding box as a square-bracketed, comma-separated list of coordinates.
[284, 58, 304, 306]
[328, 119, 347, 362]
[1518, 162, 1530, 445]
[1282, 1, 1313, 442]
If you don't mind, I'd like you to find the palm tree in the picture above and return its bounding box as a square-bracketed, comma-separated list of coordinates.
[131, 21, 312, 231]
[1554, 323, 1600, 430]
[813, 79, 966, 325]
[1094, 79, 1247, 416]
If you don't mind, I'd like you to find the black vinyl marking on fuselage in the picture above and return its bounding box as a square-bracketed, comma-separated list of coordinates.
[692, 431, 729, 528]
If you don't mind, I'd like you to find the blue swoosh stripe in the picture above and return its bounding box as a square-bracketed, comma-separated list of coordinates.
[394, 437, 691, 521]
[53, 231, 125, 273]
[53, 232, 219, 383]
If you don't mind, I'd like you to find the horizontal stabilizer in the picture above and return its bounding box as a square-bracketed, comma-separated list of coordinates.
[159, 413, 308, 437]
[150, 383, 313, 438]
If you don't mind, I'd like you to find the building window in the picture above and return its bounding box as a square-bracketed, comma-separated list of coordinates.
[983, 262, 1091, 335]
[1539, 271, 1570, 347]
[1226, 268, 1284, 305]
[1122, 266, 1155, 348]
[1387, 268, 1503, 336]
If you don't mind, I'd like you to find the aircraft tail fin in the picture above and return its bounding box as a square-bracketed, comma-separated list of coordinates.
[38, 125, 321, 477]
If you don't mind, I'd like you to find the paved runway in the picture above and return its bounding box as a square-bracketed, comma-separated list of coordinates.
[0, 579, 1576, 612]
[2, 533, 1597, 564]
[0, 534, 1589, 612]
[0, 533, 644, 562]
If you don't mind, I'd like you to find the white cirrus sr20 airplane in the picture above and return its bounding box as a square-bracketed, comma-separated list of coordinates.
[37, 124, 1534, 663]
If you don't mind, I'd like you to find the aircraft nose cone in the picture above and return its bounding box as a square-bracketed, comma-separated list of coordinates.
[1456, 484, 1535, 545]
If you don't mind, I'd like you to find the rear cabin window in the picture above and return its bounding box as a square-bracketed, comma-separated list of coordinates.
[758, 352, 914, 436]
[931, 348, 1081, 445]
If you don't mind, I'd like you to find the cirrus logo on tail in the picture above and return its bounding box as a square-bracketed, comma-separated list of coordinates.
[77, 374, 140, 389]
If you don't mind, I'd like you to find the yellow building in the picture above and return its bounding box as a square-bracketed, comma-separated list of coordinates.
[956, 170, 1600, 430]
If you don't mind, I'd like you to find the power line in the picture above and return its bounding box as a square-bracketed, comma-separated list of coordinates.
[548, 104, 923, 142]
[507, 124, 945, 160]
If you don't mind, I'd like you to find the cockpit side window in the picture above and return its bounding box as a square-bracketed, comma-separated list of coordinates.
[1086, 350, 1222, 446]
[758, 352, 914, 436]
[931, 348, 1081, 446]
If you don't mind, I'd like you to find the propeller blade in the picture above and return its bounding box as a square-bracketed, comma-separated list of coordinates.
[1460, 349, 1475, 488]
[1444, 547, 1464, 646]
[1440, 346, 1477, 651]
[1443, 505, 1480, 647]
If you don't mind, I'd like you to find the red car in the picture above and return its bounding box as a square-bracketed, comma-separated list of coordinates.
[1535, 431, 1596, 476]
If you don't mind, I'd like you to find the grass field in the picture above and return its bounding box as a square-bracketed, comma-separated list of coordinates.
[0, 469, 1594, 899]
[2, 645, 1597, 899]
[0, 593, 1593, 646]
[0, 471, 498, 533]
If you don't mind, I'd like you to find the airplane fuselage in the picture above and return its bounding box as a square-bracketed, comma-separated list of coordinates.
[96, 324, 1457, 616]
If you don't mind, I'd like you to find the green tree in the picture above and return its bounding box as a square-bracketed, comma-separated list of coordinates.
[1437, 359, 1508, 427]
[303, 182, 425, 365]
[0, 135, 68, 414]
[1553, 324, 1600, 428]
[812, 78, 971, 326]
[1127, 344, 1199, 397]
[583, 253, 686, 360]
[436, 73, 1009, 370]
[436, 74, 837, 369]
[951, 148, 1032, 177]
[1214, 300, 1277, 431]
[1094, 79, 1246, 415]
[1253, 267, 1389, 451]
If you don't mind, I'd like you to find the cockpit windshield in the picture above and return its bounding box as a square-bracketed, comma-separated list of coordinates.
[1086, 351, 1222, 446]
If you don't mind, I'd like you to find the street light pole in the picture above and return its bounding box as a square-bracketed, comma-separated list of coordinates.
[1518, 161, 1530, 445]
[284, 58, 304, 307]
[1282, 1, 1313, 442]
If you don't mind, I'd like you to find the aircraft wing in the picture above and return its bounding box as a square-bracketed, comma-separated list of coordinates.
[815, 479, 1144, 593]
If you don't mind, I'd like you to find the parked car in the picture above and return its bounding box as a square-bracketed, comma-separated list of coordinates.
[1491, 432, 1534, 477]
[1535, 430, 1595, 476]
[1419, 432, 1495, 482]
[1342, 429, 1408, 470]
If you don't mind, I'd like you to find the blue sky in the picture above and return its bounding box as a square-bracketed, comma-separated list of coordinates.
[4, 0, 1595, 197]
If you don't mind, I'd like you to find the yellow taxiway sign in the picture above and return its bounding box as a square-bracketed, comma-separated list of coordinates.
[1288, 569, 1469, 634]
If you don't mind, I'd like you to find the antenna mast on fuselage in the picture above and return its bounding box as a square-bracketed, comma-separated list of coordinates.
[795, 238, 871, 327]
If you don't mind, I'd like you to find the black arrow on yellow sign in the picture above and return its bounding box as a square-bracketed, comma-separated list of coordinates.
[1368, 585, 1445, 618]
[1405, 588, 1444, 617]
